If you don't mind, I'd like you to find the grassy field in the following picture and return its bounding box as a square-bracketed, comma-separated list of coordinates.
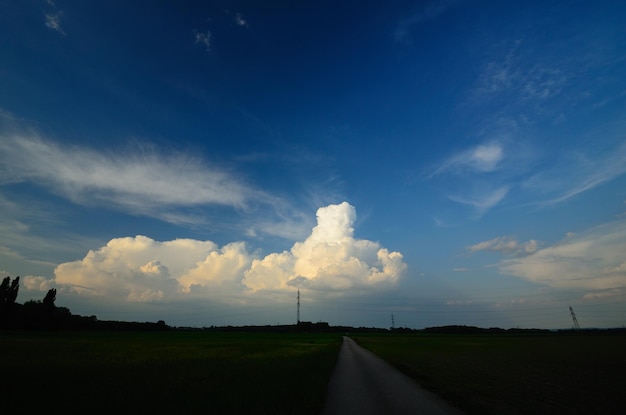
[353, 332, 626, 414]
[0, 331, 342, 414]
[4, 330, 625, 414]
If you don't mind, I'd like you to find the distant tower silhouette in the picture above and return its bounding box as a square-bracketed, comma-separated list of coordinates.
[569, 306, 580, 329]
[297, 289, 301, 324]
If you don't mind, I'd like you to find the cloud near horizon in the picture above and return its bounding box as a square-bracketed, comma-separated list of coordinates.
[46, 202, 406, 303]
[498, 220, 626, 294]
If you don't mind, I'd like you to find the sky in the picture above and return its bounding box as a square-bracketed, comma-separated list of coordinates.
[1, 0, 625, 329]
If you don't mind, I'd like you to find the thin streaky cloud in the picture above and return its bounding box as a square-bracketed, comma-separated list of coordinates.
[195, 30, 211, 52]
[429, 141, 504, 178]
[45, 12, 65, 35]
[394, 0, 462, 43]
[448, 186, 509, 216]
[468, 236, 539, 256]
[527, 141, 626, 208]
[235, 13, 247, 27]
[474, 43, 522, 97]
[0, 132, 260, 217]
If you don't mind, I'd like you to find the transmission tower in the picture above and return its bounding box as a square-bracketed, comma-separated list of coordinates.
[391, 314, 395, 329]
[297, 289, 300, 324]
[569, 306, 580, 329]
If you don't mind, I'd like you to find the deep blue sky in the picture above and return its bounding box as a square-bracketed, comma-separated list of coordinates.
[1, 0, 625, 328]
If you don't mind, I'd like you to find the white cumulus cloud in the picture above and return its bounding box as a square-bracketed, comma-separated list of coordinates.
[245, 202, 405, 292]
[54, 236, 216, 301]
[51, 203, 406, 304]
[23, 275, 56, 292]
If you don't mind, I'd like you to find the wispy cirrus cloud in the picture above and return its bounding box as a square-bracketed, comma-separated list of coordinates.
[523, 141, 626, 208]
[429, 141, 504, 178]
[45, 12, 65, 35]
[0, 120, 279, 227]
[468, 236, 539, 256]
[427, 140, 512, 216]
[428, 127, 626, 217]
[234, 13, 247, 27]
[0, 133, 252, 209]
[0, 113, 328, 245]
[473, 40, 569, 107]
[448, 186, 509, 217]
[394, 0, 462, 43]
[195, 30, 212, 52]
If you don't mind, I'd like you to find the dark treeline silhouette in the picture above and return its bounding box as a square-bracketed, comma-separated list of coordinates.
[399, 324, 626, 335]
[0, 276, 169, 331]
[419, 325, 550, 334]
[193, 321, 389, 333]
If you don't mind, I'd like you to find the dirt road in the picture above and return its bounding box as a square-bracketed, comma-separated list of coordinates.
[321, 337, 462, 415]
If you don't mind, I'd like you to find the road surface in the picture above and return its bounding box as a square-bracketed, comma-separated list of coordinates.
[322, 337, 462, 415]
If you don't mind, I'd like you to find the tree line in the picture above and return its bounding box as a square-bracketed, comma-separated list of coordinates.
[0, 276, 169, 331]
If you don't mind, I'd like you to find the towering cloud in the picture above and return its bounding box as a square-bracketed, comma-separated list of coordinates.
[51, 203, 406, 303]
[245, 202, 406, 291]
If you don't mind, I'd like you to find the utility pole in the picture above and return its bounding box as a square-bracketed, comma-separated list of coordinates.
[569, 306, 580, 329]
[297, 289, 300, 325]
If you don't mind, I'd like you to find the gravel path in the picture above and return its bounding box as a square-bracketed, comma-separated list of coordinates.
[321, 336, 462, 415]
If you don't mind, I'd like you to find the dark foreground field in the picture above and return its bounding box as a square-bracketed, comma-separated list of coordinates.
[3, 330, 625, 414]
[354, 332, 626, 414]
[0, 331, 342, 414]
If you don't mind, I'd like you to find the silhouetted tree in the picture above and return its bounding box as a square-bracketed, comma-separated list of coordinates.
[0, 276, 19, 311]
[1, 276, 20, 327]
[20, 288, 58, 329]
[0, 276, 9, 304]
[9, 277, 19, 303]
[1, 276, 19, 305]
[43, 288, 56, 310]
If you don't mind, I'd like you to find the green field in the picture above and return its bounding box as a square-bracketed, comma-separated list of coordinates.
[353, 332, 626, 414]
[3, 330, 625, 414]
[0, 331, 342, 414]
